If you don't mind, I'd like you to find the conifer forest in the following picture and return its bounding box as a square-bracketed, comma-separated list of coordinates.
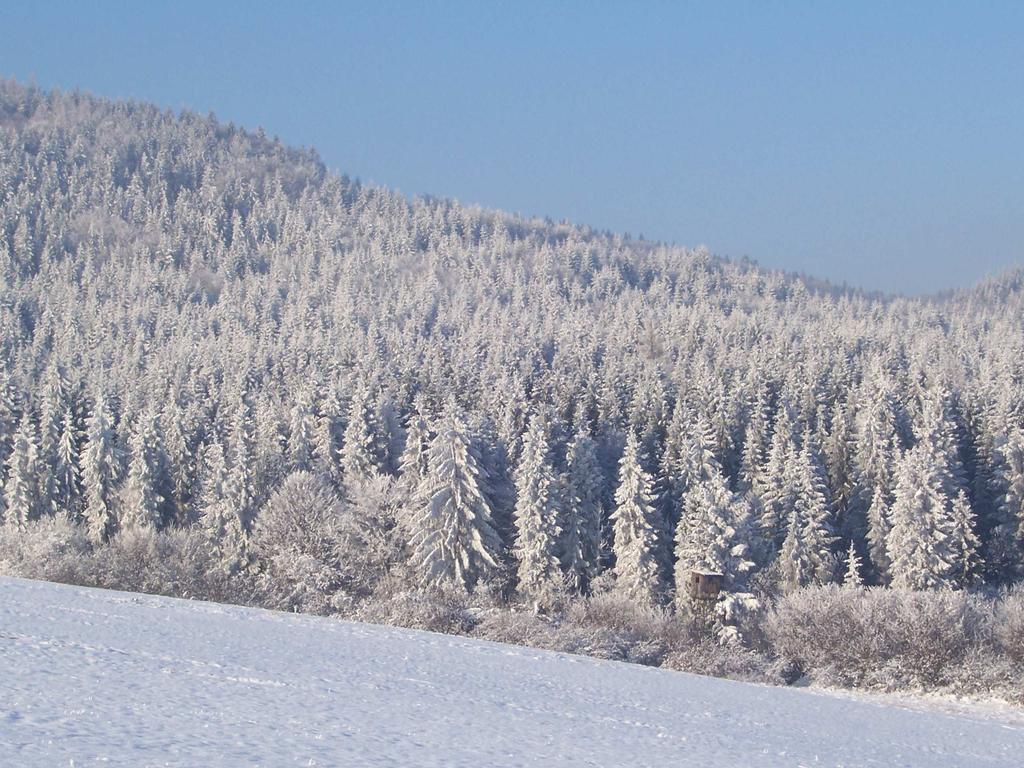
[1, 80, 1022, 700]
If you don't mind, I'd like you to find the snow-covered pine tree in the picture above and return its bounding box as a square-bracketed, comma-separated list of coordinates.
[887, 444, 956, 590]
[843, 540, 864, 588]
[991, 427, 1024, 579]
[778, 432, 837, 592]
[512, 413, 564, 602]
[3, 412, 40, 529]
[398, 397, 432, 492]
[340, 385, 387, 486]
[865, 485, 892, 583]
[561, 432, 604, 594]
[52, 405, 83, 519]
[611, 432, 663, 604]
[410, 406, 503, 590]
[674, 467, 755, 606]
[228, 393, 257, 532]
[82, 396, 121, 544]
[314, 386, 344, 485]
[949, 489, 982, 587]
[756, 415, 797, 551]
[288, 392, 317, 472]
[120, 410, 167, 531]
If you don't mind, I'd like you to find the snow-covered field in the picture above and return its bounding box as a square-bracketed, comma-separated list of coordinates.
[1, 577, 1021, 767]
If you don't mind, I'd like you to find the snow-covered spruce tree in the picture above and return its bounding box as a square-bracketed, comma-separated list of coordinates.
[949, 489, 983, 588]
[288, 392, 317, 472]
[472, 415, 518, 550]
[197, 440, 247, 570]
[918, 389, 969, 503]
[778, 433, 837, 592]
[991, 427, 1024, 578]
[52, 404, 83, 519]
[611, 432, 663, 604]
[561, 432, 604, 594]
[340, 385, 387, 486]
[82, 396, 121, 544]
[737, 385, 771, 494]
[36, 365, 72, 517]
[161, 403, 195, 526]
[887, 444, 956, 590]
[255, 395, 288, 492]
[660, 409, 723, 566]
[756, 416, 797, 551]
[228, 393, 257, 532]
[3, 412, 40, 529]
[843, 540, 864, 588]
[823, 401, 861, 542]
[398, 397, 432, 494]
[410, 407, 504, 590]
[314, 386, 345, 484]
[864, 486, 892, 583]
[674, 467, 754, 607]
[512, 413, 564, 603]
[378, 395, 407, 476]
[120, 410, 168, 531]
[0, 373, 19, 469]
[853, 381, 899, 508]
[197, 440, 231, 540]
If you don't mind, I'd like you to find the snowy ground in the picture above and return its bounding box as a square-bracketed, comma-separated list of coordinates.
[1, 577, 1021, 767]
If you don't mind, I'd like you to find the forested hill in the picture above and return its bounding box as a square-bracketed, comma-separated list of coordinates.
[1, 78, 1023, 606]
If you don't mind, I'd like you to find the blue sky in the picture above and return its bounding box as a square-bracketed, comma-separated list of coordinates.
[3, 2, 1022, 294]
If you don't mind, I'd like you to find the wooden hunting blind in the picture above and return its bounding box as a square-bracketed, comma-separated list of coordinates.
[687, 570, 724, 600]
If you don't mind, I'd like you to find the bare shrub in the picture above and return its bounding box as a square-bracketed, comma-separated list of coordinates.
[0, 516, 93, 584]
[662, 639, 783, 685]
[355, 582, 476, 635]
[767, 585, 992, 688]
[992, 587, 1024, 664]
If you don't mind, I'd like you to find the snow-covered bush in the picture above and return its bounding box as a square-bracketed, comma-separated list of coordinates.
[355, 580, 478, 635]
[0, 516, 92, 584]
[251, 471, 354, 614]
[993, 587, 1024, 663]
[766, 585, 992, 688]
[662, 638, 783, 685]
[96, 526, 252, 604]
[714, 592, 765, 648]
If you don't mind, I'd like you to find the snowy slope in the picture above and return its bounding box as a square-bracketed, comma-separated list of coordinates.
[1, 577, 1020, 767]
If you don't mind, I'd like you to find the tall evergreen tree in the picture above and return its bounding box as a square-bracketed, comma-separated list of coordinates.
[611, 433, 662, 603]
[561, 433, 604, 594]
[410, 407, 503, 590]
[888, 444, 956, 590]
[52, 405, 83, 519]
[120, 411, 167, 531]
[778, 433, 837, 592]
[512, 414, 564, 602]
[674, 467, 755, 605]
[340, 386, 387, 485]
[3, 412, 40, 529]
[83, 396, 120, 544]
